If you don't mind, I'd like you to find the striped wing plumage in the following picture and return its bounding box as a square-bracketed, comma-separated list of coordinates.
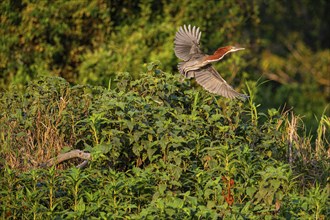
[194, 66, 248, 100]
[174, 25, 202, 61]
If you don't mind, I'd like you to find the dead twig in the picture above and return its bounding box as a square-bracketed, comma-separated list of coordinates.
[40, 149, 91, 168]
[76, 160, 89, 169]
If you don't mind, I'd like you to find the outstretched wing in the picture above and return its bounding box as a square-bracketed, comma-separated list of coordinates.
[194, 66, 248, 100]
[174, 25, 202, 61]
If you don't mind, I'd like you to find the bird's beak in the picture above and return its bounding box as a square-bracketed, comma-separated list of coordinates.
[232, 46, 245, 52]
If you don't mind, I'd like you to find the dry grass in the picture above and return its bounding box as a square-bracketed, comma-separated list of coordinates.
[1, 96, 73, 171]
[283, 111, 329, 188]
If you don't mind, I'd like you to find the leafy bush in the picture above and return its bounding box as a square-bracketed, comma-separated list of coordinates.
[1, 69, 328, 219]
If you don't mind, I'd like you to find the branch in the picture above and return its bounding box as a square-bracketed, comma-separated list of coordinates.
[40, 149, 91, 168]
[264, 71, 292, 85]
[76, 160, 89, 169]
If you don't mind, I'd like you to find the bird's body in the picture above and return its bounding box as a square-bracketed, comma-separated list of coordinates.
[174, 25, 247, 100]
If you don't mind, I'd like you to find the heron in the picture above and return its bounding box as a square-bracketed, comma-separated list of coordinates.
[174, 24, 248, 100]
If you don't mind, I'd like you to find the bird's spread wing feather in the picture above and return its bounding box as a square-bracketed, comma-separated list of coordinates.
[174, 25, 202, 61]
[194, 66, 248, 100]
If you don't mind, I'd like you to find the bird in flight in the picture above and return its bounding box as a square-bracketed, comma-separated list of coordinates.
[174, 24, 248, 100]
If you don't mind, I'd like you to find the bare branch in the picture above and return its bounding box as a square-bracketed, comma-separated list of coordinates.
[40, 150, 91, 168]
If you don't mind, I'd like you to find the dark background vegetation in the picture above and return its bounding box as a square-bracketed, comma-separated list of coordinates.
[0, 0, 329, 219]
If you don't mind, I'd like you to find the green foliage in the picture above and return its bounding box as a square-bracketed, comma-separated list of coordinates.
[1, 71, 329, 218]
[259, 40, 330, 131]
[0, 0, 329, 218]
[0, 0, 111, 88]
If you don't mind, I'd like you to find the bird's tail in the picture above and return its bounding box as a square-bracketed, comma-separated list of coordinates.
[177, 62, 185, 75]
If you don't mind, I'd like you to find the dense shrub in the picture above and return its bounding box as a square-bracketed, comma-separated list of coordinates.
[1, 70, 328, 218]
